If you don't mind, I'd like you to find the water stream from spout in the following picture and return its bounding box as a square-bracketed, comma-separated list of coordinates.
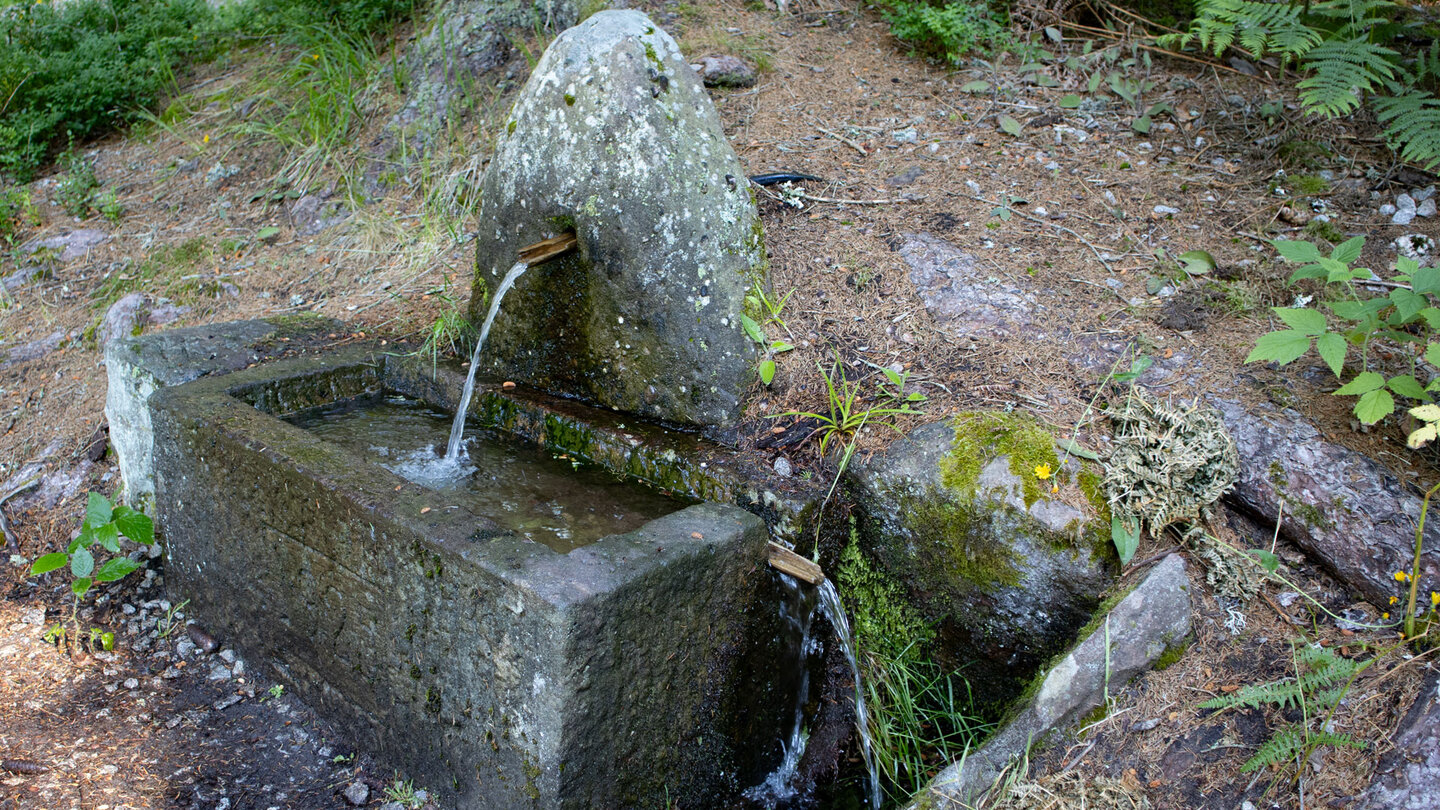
[444, 261, 529, 461]
[746, 574, 881, 810]
[817, 578, 882, 810]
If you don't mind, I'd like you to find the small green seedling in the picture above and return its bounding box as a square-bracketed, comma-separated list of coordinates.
[31, 492, 155, 654]
[262, 684, 285, 702]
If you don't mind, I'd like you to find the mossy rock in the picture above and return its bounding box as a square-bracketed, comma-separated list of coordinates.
[469, 10, 764, 432]
[845, 416, 1118, 708]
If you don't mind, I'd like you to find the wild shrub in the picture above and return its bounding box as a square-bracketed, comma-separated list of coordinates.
[880, 0, 1018, 64]
[1162, 0, 1440, 169]
[0, 0, 216, 181]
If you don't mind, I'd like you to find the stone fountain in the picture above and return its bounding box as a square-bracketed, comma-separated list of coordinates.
[107, 11, 826, 809]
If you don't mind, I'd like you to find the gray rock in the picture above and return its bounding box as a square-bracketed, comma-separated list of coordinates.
[19, 228, 109, 262]
[1360, 666, 1440, 809]
[1210, 397, 1440, 606]
[343, 782, 370, 806]
[204, 163, 240, 188]
[287, 192, 350, 237]
[1415, 185, 1436, 202]
[470, 10, 763, 431]
[0, 330, 64, 369]
[773, 456, 792, 477]
[1152, 204, 1180, 215]
[1398, 193, 1417, 213]
[898, 232, 1038, 338]
[847, 418, 1118, 705]
[100, 294, 189, 350]
[104, 316, 345, 510]
[1396, 210, 1418, 226]
[1419, 198, 1437, 219]
[207, 661, 233, 681]
[691, 54, 756, 88]
[916, 554, 1191, 808]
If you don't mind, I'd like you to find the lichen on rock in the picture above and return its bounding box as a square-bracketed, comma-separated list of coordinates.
[469, 9, 764, 432]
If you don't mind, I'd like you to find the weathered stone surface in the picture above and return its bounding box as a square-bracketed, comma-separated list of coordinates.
[376, 0, 577, 161]
[1209, 396, 1439, 606]
[898, 232, 1038, 338]
[916, 554, 1192, 808]
[0, 330, 64, 369]
[846, 417, 1118, 705]
[20, 228, 108, 261]
[287, 191, 349, 237]
[99, 293, 189, 349]
[150, 348, 786, 808]
[1360, 666, 1440, 810]
[104, 316, 343, 509]
[691, 54, 757, 87]
[471, 10, 763, 431]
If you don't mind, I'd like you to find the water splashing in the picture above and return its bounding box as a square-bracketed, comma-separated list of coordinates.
[746, 575, 881, 810]
[817, 578, 881, 810]
[445, 260, 529, 461]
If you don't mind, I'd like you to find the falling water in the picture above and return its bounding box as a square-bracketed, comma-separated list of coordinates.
[817, 578, 882, 810]
[444, 261, 529, 461]
[745, 574, 881, 810]
[744, 574, 820, 806]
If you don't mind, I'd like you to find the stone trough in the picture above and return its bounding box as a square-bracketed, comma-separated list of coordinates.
[136, 338, 821, 808]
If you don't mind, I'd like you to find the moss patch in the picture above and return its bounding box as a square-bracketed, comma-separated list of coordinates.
[838, 523, 933, 658]
[906, 495, 1022, 589]
[941, 411, 1061, 508]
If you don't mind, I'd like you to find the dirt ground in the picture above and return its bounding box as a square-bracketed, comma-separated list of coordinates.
[2, 0, 1438, 807]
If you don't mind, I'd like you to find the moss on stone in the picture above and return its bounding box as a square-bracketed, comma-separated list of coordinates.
[941, 411, 1061, 509]
[906, 494, 1022, 589]
[1153, 639, 1189, 670]
[837, 523, 933, 659]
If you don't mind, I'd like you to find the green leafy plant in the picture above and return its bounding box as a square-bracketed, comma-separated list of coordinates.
[416, 301, 474, 373]
[1200, 641, 1369, 773]
[0, 187, 41, 245]
[1246, 237, 1437, 425]
[262, 683, 285, 702]
[741, 283, 795, 387]
[1162, 0, 1440, 169]
[30, 492, 156, 653]
[156, 598, 190, 639]
[55, 151, 100, 218]
[383, 775, 426, 809]
[97, 189, 123, 224]
[879, 0, 1018, 65]
[771, 357, 923, 456]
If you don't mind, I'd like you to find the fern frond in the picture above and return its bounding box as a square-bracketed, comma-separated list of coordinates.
[1200, 679, 1305, 711]
[1241, 727, 1306, 772]
[1169, 0, 1321, 63]
[1414, 41, 1440, 84]
[1374, 91, 1440, 169]
[1298, 37, 1400, 116]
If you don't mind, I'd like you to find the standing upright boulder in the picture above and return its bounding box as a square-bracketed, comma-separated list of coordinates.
[470, 10, 764, 432]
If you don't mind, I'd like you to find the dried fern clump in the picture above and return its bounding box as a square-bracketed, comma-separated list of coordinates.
[1104, 389, 1239, 536]
[986, 771, 1151, 810]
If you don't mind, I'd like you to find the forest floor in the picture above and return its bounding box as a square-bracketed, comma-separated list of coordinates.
[2, 0, 1439, 808]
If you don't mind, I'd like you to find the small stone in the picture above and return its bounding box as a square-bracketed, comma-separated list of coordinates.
[121, 604, 136, 615]
[214, 694, 243, 711]
[1152, 205, 1180, 215]
[161, 666, 183, 680]
[123, 678, 139, 690]
[219, 648, 237, 664]
[1418, 199, 1437, 218]
[174, 636, 196, 658]
[773, 457, 792, 478]
[208, 661, 233, 682]
[187, 624, 219, 654]
[892, 127, 918, 144]
[289, 294, 306, 307]
[1131, 718, 1162, 732]
[690, 54, 756, 88]
[232, 659, 245, 677]
[1414, 185, 1437, 202]
[1394, 209, 1417, 226]
[343, 783, 370, 806]
[1398, 193, 1418, 213]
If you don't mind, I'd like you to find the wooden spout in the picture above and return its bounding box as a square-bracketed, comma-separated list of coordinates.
[767, 541, 824, 585]
[517, 231, 578, 266]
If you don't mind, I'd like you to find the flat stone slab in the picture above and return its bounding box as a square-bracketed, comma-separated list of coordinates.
[915, 554, 1193, 808]
[1360, 666, 1440, 809]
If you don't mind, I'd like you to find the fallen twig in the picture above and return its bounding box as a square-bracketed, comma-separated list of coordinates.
[797, 190, 920, 205]
[814, 125, 869, 156]
[0, 474, 40, 552]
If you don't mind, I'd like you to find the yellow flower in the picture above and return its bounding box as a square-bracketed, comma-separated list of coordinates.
[203, 134, 210, 144]
[1432, 591, 1439, 607]
[1383, 612, 1391, 620]
[1051, 483, 1059, 494]
[1034, 463, 1053, 480]
[1390, 596, 1399, 605]
[1396, 570, 1411, 583]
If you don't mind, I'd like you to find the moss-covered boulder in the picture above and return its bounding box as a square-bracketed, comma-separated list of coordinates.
[470, 10, 764, 432]
[846, 414, 1119, 707]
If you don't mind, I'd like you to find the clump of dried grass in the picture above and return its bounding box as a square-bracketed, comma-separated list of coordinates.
[986, 771, 1150, 810]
